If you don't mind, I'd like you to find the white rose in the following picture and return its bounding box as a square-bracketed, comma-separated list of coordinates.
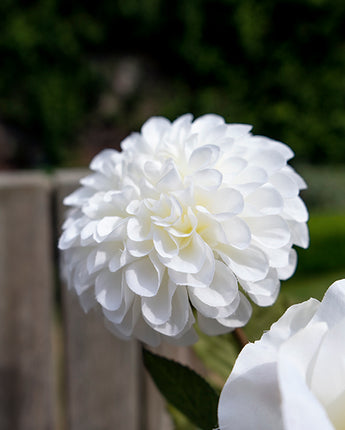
[218, 279, 345, 430]
[59, 114, 308, 346]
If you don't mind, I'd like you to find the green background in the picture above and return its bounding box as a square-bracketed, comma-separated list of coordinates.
[1, 0, 345, 167]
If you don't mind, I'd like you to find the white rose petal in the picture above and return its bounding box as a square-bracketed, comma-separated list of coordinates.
[218, 279, 345, 430]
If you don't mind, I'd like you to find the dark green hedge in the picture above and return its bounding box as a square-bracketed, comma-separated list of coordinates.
[2, 0, 345, 166]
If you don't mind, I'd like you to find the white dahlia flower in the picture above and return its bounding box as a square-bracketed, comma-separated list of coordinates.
[218, 279, 345, 430]
[59, 114, 309, 346]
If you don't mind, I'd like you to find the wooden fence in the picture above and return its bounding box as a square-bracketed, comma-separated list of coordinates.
[0, 170, 205, 430]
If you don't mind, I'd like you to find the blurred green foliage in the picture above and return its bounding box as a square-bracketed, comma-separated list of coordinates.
[297, 212, 345, 275]
[2, 0, 345, 166]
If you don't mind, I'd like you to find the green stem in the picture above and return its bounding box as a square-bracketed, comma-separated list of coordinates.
[233, 327, 249, 350]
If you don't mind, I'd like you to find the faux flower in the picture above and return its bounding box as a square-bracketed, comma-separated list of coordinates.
[218, 279, 345, 430]
[59, 114, 308, 346]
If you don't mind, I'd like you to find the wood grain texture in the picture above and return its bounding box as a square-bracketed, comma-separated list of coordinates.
[0, 172, 55, 430]
[54, 170, 142, 430]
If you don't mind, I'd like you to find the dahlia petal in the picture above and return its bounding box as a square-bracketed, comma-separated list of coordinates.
[141, 116, 171, 148]
[249, 136, 294, 161]
[125, 199, 141, 215]
[248, 215, 290, 249]
[190, 260, 238, 307]
[220, 245, 269, 282]
[217, 292, 252, 328]
[72, 260, 94, 294]
[277, 248, 297, 280]
[169, 114, 193, 145]
[218, 137, 234, 152]
[90, 149, 122, 175]
[143, 160, 162, 183]
[259, 244, 290, 268]
[127, 216, 151, 241]
[164, 326, 198, 346]
[226, 124, 252, 138]
[80, 172, 114, 191]
[82, 193, 112, 218]
[95, 216, 126, 242]
[283, 197, 309, 222]
[157, 161, 183, 192]
[167, 206, 197, 238]
[161, 233, 206, 273]
[132, 316, 162, 347]
[202, 124, 228, 145]
[188, 145, 220, 170]
[191, 113, 225, 134]
[221, 217, 251, 249]
[103, 287, 134, 324]
[95, 270, 123, 311]
[168, 242, 215, 288]
[244, 186, 284, 215]
[288, 220, 309, 248]
[80, 220, 98, 245]
[197, 313, 234, 335]
[220, 156, 248, 177]
[196, 211, 228, 247]
[241, 269, 280, 307]
[61, 208, 80, 229]
[87, 247, 110, 274]
[283, 165, 307, 190]
[189, 288, 240, 319]
[153, 287, 193, 336]
[113, 298, 140, 337]
[125, 256, 163, 297]
[126, 238, 153, 257]
[269, 172, 299, 198]
[171, 187, 195, 210]
[192, 169, 223, 190]
[78, 287, 97, 312]
[250, 149, 286, 175]
[121, 133, 150, 154]
[207, 187, 244, 216]
[231, 166, 268, 194]
[58, 224, 80, 250]
[63, 187, 94, 207]
[153, 229, 178, 258]
[104, 187, 134, 211]
[108, 247, 133, 272]
[141, 278, 176, 325]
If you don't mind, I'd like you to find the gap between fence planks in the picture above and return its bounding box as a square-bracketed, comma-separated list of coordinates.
[0, 170, 208, 430]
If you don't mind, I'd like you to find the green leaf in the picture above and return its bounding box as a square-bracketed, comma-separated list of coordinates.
[143, 348, 219, 430]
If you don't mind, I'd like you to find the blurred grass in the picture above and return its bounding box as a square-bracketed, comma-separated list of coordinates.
[171, 208, 345, 429]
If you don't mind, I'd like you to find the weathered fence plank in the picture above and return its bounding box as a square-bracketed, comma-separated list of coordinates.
[0, 172, 55, 430]
[54, 170, 142, 430]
